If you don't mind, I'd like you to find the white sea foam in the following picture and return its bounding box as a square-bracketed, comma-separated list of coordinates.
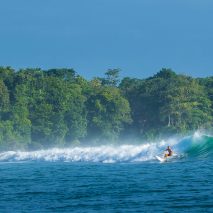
[0, 142, 171, 163]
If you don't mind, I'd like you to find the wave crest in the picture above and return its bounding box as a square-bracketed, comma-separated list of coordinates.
[0, 134, 212, 163]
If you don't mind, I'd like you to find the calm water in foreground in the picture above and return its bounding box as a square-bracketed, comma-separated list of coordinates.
[0, 159, 212, 212]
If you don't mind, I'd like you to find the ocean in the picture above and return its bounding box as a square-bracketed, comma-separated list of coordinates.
[0, 133, 212, 212]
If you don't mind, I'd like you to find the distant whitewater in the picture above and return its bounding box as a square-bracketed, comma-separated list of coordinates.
[0, 133, 212, 163]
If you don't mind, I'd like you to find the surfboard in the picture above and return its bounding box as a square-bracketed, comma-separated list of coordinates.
[155, 155, 166, 162]
[156, 154, 177, 162]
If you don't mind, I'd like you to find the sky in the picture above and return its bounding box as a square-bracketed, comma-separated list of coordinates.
[0, 0, 213, 79]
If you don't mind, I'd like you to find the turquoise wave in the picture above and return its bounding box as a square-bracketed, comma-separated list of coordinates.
[175, 134, 213, 158]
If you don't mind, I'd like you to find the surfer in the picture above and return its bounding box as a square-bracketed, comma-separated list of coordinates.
[156, 146, 174, 162]
[164, 146, 173, 158]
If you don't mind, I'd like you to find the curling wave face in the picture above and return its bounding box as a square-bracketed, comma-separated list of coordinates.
[0, 133, 212, 163]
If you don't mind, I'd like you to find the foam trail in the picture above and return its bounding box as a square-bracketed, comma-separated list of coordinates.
[0, 143, 168, 163]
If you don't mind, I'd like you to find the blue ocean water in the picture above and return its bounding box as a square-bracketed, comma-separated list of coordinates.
[0, 134, 212, 212]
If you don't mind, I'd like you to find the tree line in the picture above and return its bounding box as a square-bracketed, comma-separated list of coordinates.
[0, 66, 212, 150]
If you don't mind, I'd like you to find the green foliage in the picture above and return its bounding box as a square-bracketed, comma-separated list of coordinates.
[86, 84, 132, 142]
[120, 68, 212, 138]
[97, 68, 121, 87]
[46, 68, 76, 81]
[0, 79, 9, 113]
[0, 66, 15, 91]
[104, 69, 120, 86]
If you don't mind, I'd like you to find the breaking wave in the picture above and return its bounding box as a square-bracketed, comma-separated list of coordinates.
[0, 133, 212, 163]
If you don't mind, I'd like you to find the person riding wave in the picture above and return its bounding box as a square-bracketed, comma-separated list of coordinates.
[164, 146, 173, 158]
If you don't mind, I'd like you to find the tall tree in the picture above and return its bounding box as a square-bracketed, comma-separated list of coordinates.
[86, 82, 132, 142]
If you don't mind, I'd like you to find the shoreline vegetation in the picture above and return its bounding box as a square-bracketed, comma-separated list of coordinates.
[0, 66, 212, 150]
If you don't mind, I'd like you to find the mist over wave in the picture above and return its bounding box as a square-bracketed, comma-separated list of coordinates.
[0, 133, 212, 163]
